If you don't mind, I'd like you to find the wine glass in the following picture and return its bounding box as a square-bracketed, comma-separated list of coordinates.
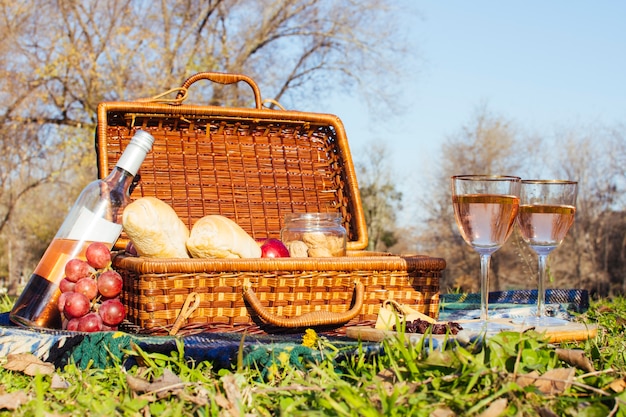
[515, 180, 578, 327]
[451, 175, 521, 332]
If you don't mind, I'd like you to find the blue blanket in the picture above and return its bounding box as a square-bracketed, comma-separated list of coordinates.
[0, 289, 589, 369]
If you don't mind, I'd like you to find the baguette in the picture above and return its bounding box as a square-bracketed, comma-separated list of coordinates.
[122, 197, 190, 258]
[187, 215, 261, 259]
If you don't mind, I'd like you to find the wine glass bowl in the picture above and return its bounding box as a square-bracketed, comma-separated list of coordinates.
[451, 175, 521, 331]
[453, 194, 520, 254]
[515, 179, 578, 326]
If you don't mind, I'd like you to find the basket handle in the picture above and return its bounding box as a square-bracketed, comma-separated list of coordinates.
[177, 72, 263, 109]
[243, 281, 365, 328]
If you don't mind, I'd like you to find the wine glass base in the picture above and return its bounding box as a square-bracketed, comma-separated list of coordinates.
[511, 316, 570, 327]
[460, 320, 515, 333]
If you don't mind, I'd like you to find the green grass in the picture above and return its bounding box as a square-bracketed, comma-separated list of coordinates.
[0, 295, 625, 416]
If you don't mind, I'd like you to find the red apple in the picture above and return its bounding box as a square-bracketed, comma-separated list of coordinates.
[260, 238, 290, 258]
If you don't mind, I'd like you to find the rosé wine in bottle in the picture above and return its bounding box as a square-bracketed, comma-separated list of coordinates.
[10, 130, 154, 329]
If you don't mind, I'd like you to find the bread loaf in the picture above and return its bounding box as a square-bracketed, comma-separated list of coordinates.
[122, 197, 190, 258]
[186, 215, 261, 259]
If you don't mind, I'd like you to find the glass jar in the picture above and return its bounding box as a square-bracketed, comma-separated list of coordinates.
[280, 213, 347, 257]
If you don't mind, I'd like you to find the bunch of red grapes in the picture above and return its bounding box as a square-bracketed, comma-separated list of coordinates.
[58, 242, 125, 332]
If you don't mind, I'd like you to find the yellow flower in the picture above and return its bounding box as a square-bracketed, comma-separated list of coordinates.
[277, 350, 290, 366]
[266, 363, 279, 380]
[302, 328, 318, 348]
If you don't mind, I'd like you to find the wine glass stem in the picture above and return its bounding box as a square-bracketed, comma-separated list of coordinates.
[536, 254, 548, 318]
[480, 254, 491, 322]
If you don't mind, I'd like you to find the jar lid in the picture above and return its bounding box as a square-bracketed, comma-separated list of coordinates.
[284, 212, 343, 223]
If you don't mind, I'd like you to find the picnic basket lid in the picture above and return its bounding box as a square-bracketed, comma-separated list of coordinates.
[96, 72, 368, 250]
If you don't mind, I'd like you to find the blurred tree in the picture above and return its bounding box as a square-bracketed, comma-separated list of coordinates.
[355, 142, 402, 252]
[417, 106, 625, 297]
[418, 105, 537, 292]
[0, 0, 415, 288]
[547, 125, 624, 296]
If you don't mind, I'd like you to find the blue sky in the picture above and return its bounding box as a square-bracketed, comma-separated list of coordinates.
[322, 1, 626, 224]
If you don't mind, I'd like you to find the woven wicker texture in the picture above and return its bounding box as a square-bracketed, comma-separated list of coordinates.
[97, 73, 366, 250]
[114, 253, 444, 333]
[97, 72, 444, 334]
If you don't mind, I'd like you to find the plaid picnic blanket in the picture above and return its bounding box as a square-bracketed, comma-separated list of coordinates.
[439, 289, 588, 321]
[0, 312, 374, 370]
[0, 289, 589, 369]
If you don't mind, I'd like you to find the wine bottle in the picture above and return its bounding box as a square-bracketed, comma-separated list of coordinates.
[10, 130, 155, 329]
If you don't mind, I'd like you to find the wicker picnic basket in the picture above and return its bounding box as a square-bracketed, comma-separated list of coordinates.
[96, 72, 445, 335]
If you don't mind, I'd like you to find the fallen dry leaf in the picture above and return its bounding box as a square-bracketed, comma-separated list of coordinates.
[479, 398, 507, 417]
[213, 393, 231, 409]
[126, 368, 183, 395]
[179, 385, 210, 407]
[430, 407, 456, 417]
[517, 368, 575, 395]
[556, 348, 595, 372]
[373, 368, 396, 397]
[3, 353, 54, 376]
[516, 370, 540, 388]
[534, 368, 575, 395]
[221, 373, 243, 417]
[126, 374, 153, 393]
[537, 407, 558, 417]
[0, 390, 29, 410]
[50, 374, 71, 390]
[376, 368, 396, 383]
[608, 377, 626, 393]
[126, 368, 212, 406]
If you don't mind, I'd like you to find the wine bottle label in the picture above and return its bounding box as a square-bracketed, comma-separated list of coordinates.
[67, 207, 122, 244]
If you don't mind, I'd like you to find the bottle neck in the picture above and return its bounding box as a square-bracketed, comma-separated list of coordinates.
[106, 130, 153, 196]
[104, 166, 136, 207]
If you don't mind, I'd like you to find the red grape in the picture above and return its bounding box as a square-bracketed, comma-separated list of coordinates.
[98, 299, 125, 326]
[66, 317, 80, 331]
[74, 277, 98, 300]
[59, 278, 76, 293]
[97, 270, 123, 298]
[63, 292, 90, 319]
[58, 292, 70, 313]
[77, 312, 103, 332]
[85, 242, 112, 269]
[64, 259, 93, 282]
[61, 248, 127, 332]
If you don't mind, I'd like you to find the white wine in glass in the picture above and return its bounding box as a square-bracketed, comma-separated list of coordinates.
[516, 179, 577, 327]
[451, 175, 521, 331]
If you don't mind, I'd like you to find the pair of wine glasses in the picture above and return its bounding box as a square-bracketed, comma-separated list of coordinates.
[451, 175, 578, 331]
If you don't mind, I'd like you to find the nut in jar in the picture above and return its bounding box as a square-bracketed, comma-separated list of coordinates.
[281, 213, 347, 257]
